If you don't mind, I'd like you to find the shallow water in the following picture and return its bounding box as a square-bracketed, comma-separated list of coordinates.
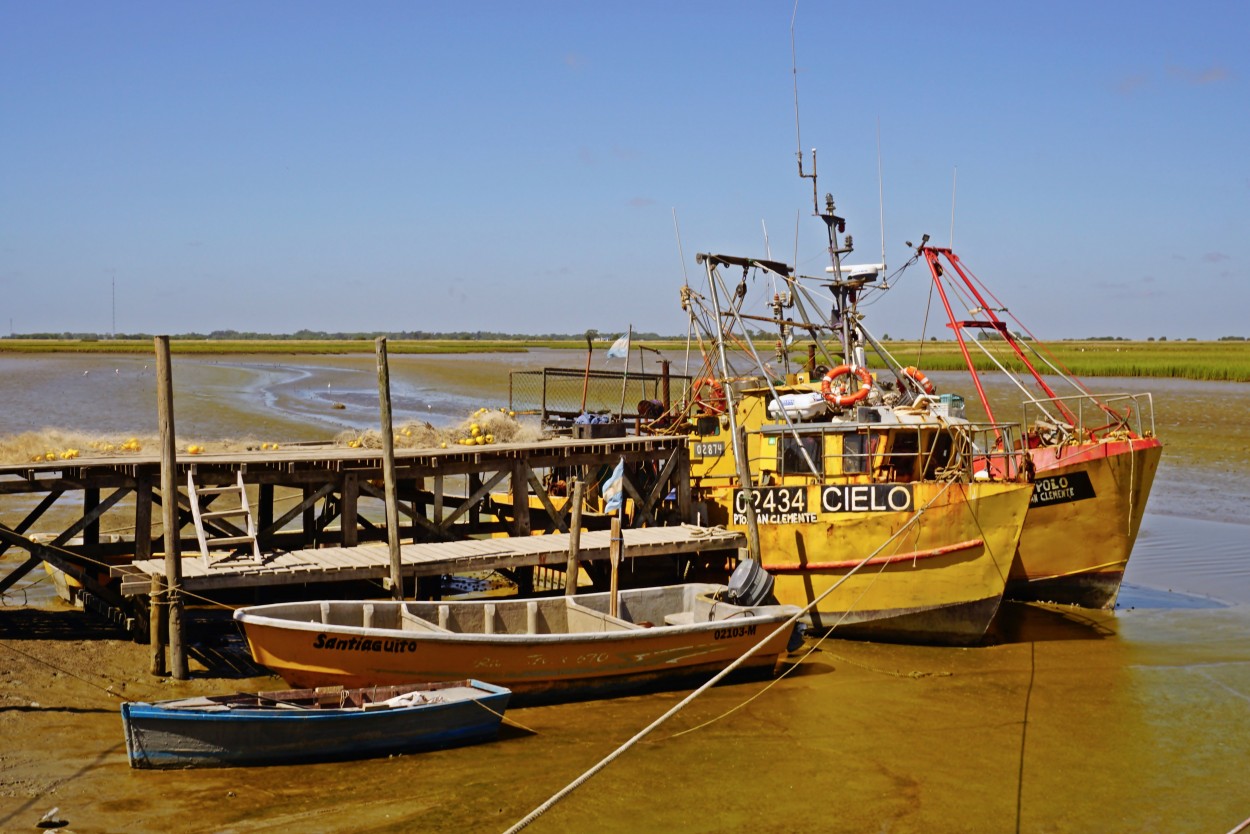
[2, 351, 1250, 832]
[3, 352, 1248, 608]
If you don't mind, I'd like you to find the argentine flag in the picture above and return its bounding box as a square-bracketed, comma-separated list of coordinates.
[603, 457, 626, 513]
[605, 333, 630, 359]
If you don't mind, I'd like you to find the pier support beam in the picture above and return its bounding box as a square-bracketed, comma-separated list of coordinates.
[341, 474, 359, 548]
[564, 479, 585, 595]
[155, 335, 187, 680]
[376, 337, 404, 601]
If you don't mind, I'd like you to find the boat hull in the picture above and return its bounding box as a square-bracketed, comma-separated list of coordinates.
[1009, 437, 1162, 608]
[704, 481, 1032, 645]
[121, 680, 510, 769]
[235, 584, 799, 704]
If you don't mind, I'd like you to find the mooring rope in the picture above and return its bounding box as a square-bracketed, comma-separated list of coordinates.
[501, 487, 952, 833]
[0, 639, 135, 702]
[2, 536, 239, 612]
[662, 591, 954, 742]
[467, 691, 539, 734]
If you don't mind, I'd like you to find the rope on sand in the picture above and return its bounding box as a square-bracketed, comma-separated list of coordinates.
[501, 485, 952, 833]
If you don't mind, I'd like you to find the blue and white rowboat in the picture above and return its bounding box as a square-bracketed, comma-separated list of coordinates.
[121, 679, 510, 769]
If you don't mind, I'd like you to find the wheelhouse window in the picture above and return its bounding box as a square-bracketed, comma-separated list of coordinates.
[779, 435, 823, 476]
[843, 432, 869, 474]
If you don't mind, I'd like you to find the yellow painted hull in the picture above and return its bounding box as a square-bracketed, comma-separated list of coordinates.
[235, 585, 798, 704]
[700, 481, 1032, 645]
[1009, 437, 1163, 608]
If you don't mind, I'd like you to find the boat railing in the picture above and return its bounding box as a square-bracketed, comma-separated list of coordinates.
[746, 419, 1026, 484]
[509, 367, 692, 428]
[1018, 391, 1156, 444]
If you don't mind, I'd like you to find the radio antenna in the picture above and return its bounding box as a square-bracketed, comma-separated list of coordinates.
[791, 0, 802, 169]
[792, 0, 818, 216]
[763, 219, 779, 295]
[877, 117, 887, 281]
[950, 166, 958, 248]
[672, 207, 690, 288]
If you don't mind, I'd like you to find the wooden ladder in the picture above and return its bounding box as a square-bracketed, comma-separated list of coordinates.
[188, 470, 262, 568]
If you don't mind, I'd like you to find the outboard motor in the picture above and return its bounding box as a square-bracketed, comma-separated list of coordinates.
[727, 559, 775, 606]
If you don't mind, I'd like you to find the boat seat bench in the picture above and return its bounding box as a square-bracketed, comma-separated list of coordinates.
[399, 608, 452, 634]
[565, 600, 644, 632]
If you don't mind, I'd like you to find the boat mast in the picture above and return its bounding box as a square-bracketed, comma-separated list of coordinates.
[920, 245, 1077, 427]
[703, 256, 760, 562]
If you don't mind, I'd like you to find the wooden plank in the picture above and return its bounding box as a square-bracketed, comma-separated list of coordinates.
[308, 548, 360, 569]
[115, 526, 746, 595]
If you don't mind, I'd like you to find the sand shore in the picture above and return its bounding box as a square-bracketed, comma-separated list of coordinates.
[3, 573, 1249, 833]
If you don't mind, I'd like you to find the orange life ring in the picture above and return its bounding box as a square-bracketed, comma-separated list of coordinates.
[691, 377, 726, 414]
[820, 365, 873, 408]
[903, 365, 936, 395]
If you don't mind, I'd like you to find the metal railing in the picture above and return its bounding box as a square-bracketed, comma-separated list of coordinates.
[1018, 391, 1156, 444]
[509, 367, 692, 426]
[748, 420, 1027, 484]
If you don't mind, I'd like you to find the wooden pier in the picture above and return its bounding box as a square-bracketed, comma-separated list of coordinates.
[0, 434, 735, 635]
[114, 525, 744, 596]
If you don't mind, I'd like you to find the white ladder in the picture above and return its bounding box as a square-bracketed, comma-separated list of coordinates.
[188, 470, 262, 568]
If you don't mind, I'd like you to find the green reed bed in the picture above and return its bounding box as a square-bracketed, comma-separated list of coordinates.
[872, 340, 1250, 382]
[6, 338, 1250, 381]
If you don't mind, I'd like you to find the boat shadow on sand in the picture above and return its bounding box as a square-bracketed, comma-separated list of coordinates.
[986, 584, 1229, 646]
[985, 601, 1118, 644]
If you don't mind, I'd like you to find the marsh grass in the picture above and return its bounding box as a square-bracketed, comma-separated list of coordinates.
[6, 338, 1250, 380]
[835, 340, 1250, 382]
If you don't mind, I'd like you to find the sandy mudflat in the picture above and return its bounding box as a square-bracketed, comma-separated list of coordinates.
[3, 359, 1249, 831]
[2, 581, 1250, 833]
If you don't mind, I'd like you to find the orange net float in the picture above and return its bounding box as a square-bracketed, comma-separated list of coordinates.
[902, 365, 936, 395]
[820, 365, 873, 408]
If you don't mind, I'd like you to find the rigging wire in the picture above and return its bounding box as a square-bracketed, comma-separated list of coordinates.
[502, 486, 954, 834]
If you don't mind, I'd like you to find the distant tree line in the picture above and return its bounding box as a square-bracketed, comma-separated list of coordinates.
[6, 329, 1244, 343]
[3, 329, 674, 341]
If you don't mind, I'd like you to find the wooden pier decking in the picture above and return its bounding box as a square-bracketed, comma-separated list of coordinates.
[1, 434, 702, 633]
[113, 525, 745, 596]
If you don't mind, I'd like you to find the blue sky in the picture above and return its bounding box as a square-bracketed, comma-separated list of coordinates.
[2, 1, 1246, 339]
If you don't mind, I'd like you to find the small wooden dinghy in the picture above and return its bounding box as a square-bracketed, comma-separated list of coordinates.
[121, 679, 510, 769]
[234, 583, 801, 703]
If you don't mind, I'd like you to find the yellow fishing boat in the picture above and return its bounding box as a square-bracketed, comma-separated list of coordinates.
[917, 246, 1163, 607]
[686, 376, 1031, 645]
[675, 247, 1035, 646]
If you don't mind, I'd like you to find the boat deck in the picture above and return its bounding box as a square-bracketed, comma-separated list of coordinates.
[113, 525, 744, 596]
